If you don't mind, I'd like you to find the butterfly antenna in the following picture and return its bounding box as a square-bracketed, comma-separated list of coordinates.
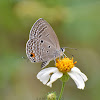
[63, 47, 78, 50]
[65, 50, 74, 57]
[63, 47, 78, 57]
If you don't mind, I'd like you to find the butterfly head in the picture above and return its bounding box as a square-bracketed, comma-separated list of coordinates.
[59, 48, 65, 56]
[61, 48, 65, 53]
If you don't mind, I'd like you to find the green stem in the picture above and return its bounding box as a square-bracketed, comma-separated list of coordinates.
[58, 82, 65, 100]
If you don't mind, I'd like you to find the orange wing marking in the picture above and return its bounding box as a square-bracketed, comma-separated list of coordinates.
[30, 53, 35, 57]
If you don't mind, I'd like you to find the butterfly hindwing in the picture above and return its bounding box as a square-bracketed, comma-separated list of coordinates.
[26, 38, 57, 63]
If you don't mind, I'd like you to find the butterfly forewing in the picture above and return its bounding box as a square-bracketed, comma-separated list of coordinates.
[29, 18, 60, 50]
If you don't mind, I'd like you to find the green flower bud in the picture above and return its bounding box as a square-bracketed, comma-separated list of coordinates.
[47, 92, 57, 100]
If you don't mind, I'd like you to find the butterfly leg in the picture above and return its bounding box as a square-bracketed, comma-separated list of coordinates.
[41, 60, 50, 68]
[54, 59, 56, 65]
[59, 56, 61, 60]
[63, 53, 67, 58]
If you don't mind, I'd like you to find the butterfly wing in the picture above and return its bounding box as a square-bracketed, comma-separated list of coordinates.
[26, 38, 58, 63]
[29, 18, 60, 50]
[26, 18, 60, 63]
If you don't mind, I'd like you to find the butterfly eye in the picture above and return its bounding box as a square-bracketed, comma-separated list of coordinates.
[61, 48, 65, 52]
[30, 53, 35, 57]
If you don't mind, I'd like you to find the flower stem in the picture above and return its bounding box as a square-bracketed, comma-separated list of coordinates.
[58, 82, 65, 100]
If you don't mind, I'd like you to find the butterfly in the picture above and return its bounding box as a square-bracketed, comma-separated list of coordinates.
[26, 18, 65, 68]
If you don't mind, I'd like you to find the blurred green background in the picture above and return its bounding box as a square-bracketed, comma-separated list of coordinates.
[0, 0, 100, 100]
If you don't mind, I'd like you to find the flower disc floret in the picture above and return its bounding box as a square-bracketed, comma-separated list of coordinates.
[56, 57, 77, 73]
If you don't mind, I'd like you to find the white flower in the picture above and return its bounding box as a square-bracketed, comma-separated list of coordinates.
[37, 58, 88, 90]
[37, 67, 87, 89]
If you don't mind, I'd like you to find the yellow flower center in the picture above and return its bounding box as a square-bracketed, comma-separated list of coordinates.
[56, 57, 77, 73]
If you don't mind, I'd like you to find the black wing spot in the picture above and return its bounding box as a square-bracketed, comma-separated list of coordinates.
[30, 54, 33, 57]
[41, 40, 43, 43]
[48, 45, 51, 48]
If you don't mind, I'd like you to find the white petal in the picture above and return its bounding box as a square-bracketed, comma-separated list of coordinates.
[39, 72, 50, 84]
[68, 71, 85, 90]
[37, 67, 59, 85]
[37, 67, 58, 79]
[37, 67, 58, 78]
[47, 70, 63, 87]
[71, 67, 88, 82]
